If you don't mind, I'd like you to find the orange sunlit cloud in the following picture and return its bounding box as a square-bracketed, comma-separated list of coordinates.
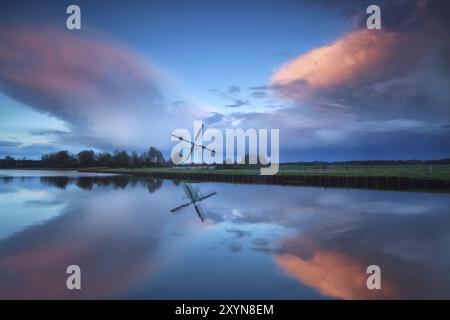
[271, 29, 407, 101]
[275, 251, 397, 299]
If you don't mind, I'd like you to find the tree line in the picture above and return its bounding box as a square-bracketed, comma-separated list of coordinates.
[1, 151, 450, 169]
[0, 147, 167, 168]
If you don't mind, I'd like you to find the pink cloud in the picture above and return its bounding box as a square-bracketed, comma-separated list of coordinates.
[271, 29, 415, 102]
[0, 26, 160, 116]
[275, 251, 397, 299]
[1, 27, 153, 87]
[0, 25, 192, 150]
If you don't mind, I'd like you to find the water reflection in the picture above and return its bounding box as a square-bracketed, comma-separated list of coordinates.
[39, 175, 164, 192]
[274, 201, 450, 299]
[0, 170, 449, 299]
[171, 183, 217, 223]
[1, 177, 13, 184]
[0, 174, 176, 299]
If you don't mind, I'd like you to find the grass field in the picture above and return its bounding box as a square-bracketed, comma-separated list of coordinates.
[82, 164, 450, 181]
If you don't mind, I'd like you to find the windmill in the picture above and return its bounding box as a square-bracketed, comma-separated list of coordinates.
[170, 123, 217, 222]
[170, 183, 217, 222]
[171, 123, 215, 164]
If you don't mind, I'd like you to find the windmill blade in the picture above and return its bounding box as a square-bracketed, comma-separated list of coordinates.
[171, 135, 194, 162]
[182, 183, 194, 201]
[171, 134, 185, 141]
[170, 201, 193, 213]
[197, 191, 217, 202]
[200, 144, 216, 154]
[183, 183, 201, 202]
[194, 123, 205, 143]
[172, 127, 216, 161]
[190, 184, 201, 199]
[193, 201, 206, 223]
[183, 143, 194, 162]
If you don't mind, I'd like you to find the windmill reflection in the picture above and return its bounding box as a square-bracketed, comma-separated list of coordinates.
[171, 182, 216, 223]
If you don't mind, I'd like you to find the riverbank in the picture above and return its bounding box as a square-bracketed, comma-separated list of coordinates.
[79, 165, 450, 191]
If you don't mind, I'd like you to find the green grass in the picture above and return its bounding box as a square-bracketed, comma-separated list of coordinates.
[81, 164, 450, 181]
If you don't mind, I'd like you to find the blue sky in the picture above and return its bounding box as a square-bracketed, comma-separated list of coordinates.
[0, 0, 449, 161]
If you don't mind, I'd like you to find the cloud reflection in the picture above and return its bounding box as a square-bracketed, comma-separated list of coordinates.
[1, 176, 450, 299]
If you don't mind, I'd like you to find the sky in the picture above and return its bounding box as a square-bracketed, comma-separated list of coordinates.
[0, 0, 449, 161]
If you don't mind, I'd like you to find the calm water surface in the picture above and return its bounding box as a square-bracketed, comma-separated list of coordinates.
[0, 170, 450, 299]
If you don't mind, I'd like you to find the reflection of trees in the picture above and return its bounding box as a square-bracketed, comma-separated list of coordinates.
[147, 179, 163, 193]
[76, 177, 94, 190]
[38, 175, 163, 193]
[40, 176, 70, 189]
[111, 175, 130, 189]
[1, 177, 13, 184]
[2, 176, 35, 184]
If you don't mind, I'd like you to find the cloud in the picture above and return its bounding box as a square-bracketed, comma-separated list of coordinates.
[0, 25, 192, 151]
[0, 140, 22, 148]
[250, 91, 267, 99]
[203, 112, 225, 126]
[208, 106, 449, 161]
[226, 229, 251, 238]
[227, 86, 241, 95]
[0, 26, 160, 116]
[187, 182, 450, 298]
[0, 177, 213, 298]
[275, 251, 395, 299]
[28, 129, 70, 137]
[244, 0, 450, 160]
[311, 0, 449, 33]
[0, 189, 162, 298]
[270, 0, 450, 120]
[273, 200, 450, 299]
[173, 100, 188, 106]
[0, 143, 59, 159]
[225, 99, 251, 108]
[271, 29, 407, 100]
[248, 85, 274, 91]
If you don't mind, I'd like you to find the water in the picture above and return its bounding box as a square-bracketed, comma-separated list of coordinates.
[0, 170, 449, 299]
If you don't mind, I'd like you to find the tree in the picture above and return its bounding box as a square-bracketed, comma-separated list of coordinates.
[37, 147, 167, 168]
[146, 147, 165, 166]
[41, 151, 76, 167]
[113, 150, 130, 167]
[77, 150, 95, 167]
[147, 147, 158, 165]
[53, 151, 71, 167]
[96, 152, 112, 167]
[130, 151, 140, 167]
[2, 156, 15, 168]
[41, 153, 53, 167]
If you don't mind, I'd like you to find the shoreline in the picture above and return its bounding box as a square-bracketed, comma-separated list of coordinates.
[79, 168, 450, 192]
[3, 167, 449, 191]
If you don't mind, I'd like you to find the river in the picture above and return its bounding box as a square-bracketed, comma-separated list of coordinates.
[0, 170, 449, 299]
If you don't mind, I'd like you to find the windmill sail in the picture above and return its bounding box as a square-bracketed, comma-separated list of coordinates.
[169, 123, 217, 222]
[170, 182, 217, 222]
[170, 201, 193, 213]
[171, 123, 215, 162]
[193, 201, 206, 223]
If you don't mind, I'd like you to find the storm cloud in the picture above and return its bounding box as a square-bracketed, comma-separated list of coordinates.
[248, 0, 450, 160]
[271, 0, 450, 119]
[0, 25, 194, 152]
